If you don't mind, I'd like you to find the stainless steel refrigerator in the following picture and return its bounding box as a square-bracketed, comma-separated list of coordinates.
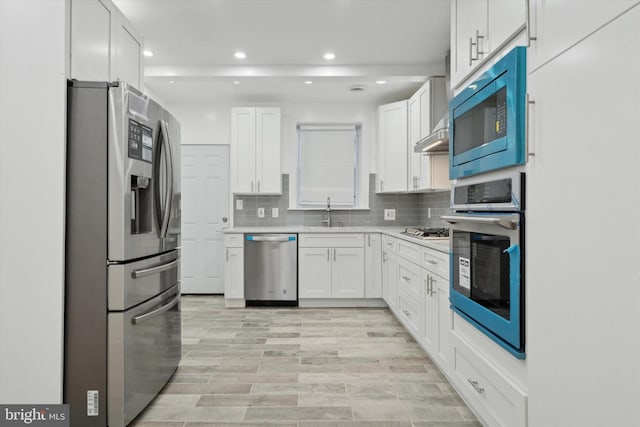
[64, 81, 181, 427]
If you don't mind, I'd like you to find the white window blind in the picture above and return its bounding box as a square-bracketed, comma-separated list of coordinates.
[297, 124, 360, 207]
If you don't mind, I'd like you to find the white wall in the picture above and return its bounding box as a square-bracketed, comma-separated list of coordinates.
[0, 0, 68, 403]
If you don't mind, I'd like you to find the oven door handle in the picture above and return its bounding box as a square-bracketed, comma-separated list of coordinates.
[441, 214, 519, 230]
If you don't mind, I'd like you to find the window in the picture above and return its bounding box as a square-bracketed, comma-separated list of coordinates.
[297, 124, 360, 208]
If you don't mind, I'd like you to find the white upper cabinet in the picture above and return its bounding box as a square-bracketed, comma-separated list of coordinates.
[114, 11, 144, 89]
[70, 0, 143, 89]
[451, 0, 525, 89]
[377, 100, 408, 193]
[528, 0, 640, 71]
[407, 77, 449, 191]
[230, 107, 281, 194]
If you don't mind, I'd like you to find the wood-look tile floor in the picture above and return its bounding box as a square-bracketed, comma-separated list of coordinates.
[131, 296, 480, 427]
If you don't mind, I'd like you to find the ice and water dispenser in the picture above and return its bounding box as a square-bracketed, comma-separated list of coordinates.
[128, 119, 154, 235]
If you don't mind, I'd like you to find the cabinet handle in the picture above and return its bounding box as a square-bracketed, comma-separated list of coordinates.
[257, 180, 260, 192]
[526, 0, 537, 46]
[475, 30, 486, 57]
[251, 181, 254, 192]
[527, 94, 536, 157]
[327, 249, 330, 261]
[402, 275, 411, 282]
[226, 249, 229, 262]
[333, 248, 336, 261]
[383, 253, 387, 263]
[426, 259, 438, 265]
[368, 234, 371, 247]
[468, 37, 474, 66]
[426, 276, 431, 295]
[467, 379, 485, 394]
[380, 180, 384, 191]
[402, 309, 410, 317]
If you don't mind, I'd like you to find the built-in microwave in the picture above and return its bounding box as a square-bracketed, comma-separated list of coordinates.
[442, 170, 525, 358]
[449, 46, 526, 179]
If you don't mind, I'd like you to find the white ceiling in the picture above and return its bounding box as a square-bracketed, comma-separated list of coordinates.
[113, 0, 451, 104]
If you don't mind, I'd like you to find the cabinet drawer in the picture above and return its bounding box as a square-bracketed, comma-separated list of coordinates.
[397, 239, 421, 265]
[224, 234, 244, 248]
[397, 290, 424, 338]
[397, 257, 423, 304]
[451, 334, 527, 427]
[421, 247, 449, 280]
[298, 233, 364, 248]
[382, 235, 398, 253]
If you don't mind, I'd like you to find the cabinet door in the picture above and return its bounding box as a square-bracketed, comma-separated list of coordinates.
[382, 251, 398, 309]
[408, 95, 421, 191]
[298, 248, 332, 298]
[423, 271, 436, 352]
[364, 234, 382, 298]
[230, 108, 256, 193]
[487, 0, 525, 52]
[256, 108, 281, 194]
[378, 100, 408, 193]
[452, 0, 488, 89]
[528, 9, 639, 425]
[224, 247, 244, 299]
[332, 248, 365, 298]
[114, 9, 143, 90]
[433, 273, 451, 370]
[529, 0, 639, 71]
[70, 0, 116, 81]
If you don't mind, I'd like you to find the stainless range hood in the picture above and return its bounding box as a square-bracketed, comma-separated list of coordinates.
[414, 51, 451, 155]
[414, 112, 449, 154]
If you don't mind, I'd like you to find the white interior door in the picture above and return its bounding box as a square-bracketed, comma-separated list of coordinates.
[181, 145, 229, 294]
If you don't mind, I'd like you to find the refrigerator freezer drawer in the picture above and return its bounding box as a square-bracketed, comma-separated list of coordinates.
[108, 283, 181, 427]
[108, 250, 180, 311]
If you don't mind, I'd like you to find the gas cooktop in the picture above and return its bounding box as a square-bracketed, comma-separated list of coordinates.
[400, 227, 450, 240]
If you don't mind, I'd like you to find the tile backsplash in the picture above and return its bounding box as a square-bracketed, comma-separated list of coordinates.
[233, 174, 451, 228]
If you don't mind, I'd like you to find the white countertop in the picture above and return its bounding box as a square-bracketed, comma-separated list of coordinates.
[223, 226, 450, 253]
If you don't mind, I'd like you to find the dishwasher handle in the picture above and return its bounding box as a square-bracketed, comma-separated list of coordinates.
[246, 235, 297, 242]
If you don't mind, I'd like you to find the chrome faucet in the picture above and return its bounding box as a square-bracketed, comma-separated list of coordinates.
[321, 197, 332, 227]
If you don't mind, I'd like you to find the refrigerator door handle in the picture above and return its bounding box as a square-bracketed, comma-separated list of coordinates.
[157, 120, 173, 239]
[131, 259, 179, 279]
[162, 120, 174, 239]
[132, 294, 180, 324]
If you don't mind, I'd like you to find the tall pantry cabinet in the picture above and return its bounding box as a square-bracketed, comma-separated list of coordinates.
[526, 3, 640, 426]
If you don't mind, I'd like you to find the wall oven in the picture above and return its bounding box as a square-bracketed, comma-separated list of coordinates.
[442, 170, 525, 358]
[449, 46, 526, 179]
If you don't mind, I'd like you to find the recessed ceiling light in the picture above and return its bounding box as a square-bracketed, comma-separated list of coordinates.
[323, 52, 335, 60]
[304, 81, 313, 85]
[143, 50, 154, 57]
[234, 51, 246, 59]
[169, 80, 175, 84]
[233, 81, 240, 85]
[376, 80, 387, 85]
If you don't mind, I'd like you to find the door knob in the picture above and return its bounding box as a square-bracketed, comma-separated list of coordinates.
[222, 217, 228, 223]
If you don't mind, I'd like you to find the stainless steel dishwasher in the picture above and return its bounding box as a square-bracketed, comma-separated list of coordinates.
[244, 233, 298, 305]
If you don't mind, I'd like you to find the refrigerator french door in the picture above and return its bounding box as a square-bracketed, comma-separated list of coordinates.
[65, 81, 181, 427]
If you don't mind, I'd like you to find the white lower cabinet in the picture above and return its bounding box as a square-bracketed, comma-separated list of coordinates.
[424, 269, 452, 370]
[224, 235, 244, 307]
[364, 233, 382, 298]
[382, 241, 398, 310]
[224, 247, 244, 300]
[397, 290, 423, 338]
[451, 332, 527, 427]
[298, 248, 332, 298]
[298, 234, 365, 299]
